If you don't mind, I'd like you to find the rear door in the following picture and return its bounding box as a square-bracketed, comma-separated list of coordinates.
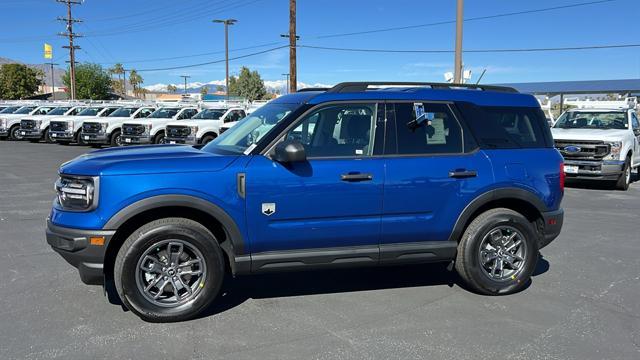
[380, 101, 493, 263]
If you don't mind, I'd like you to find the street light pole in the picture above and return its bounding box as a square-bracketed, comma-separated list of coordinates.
[213, 19, 237, 100]
[180, 75, 191, 94]
[453, 0, 464, 84]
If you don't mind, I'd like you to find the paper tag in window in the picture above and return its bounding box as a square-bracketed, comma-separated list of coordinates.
[355, 149, 363, 155]
[426, 118, 446, 145]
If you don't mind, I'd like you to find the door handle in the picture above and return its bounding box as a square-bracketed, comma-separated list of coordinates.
[341, 173, 373, 182]
[449, 170, 477, 179]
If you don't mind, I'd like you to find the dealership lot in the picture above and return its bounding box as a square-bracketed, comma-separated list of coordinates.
[1, 141, 639, 360]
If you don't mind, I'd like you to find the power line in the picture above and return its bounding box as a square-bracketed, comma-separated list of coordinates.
[297, 43, 640, 54]
[313, 0, 618, 39]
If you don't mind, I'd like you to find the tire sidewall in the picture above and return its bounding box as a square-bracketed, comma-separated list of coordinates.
[116, 222, 224, 322]
[462, 212, 538, 295]
[10, 125, 22, 140]
[111, 130, 121, 147]
[154, 132, 165, 144]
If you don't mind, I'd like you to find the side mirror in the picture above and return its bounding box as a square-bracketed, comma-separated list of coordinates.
[274, 140, 306, 163]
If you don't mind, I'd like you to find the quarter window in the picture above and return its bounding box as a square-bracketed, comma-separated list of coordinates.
[389, 102, 463, 155]
[285, 103, 377, 158]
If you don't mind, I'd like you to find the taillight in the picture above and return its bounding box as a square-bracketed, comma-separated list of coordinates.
[559, 162, 565, 192]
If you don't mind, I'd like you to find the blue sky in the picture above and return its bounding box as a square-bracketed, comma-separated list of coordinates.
[1, 0, 638, 88]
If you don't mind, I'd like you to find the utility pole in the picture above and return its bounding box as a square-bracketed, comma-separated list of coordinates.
[180, 75, 191, 94]
[56, 0, 82, 100]
[45, 62, 59, 100]
[289, 0, 297, 93]
[453, 0, 464, 84]
[213, 19, 237, 100]
[281, 73, 290, 95]
[123, 69, 128, 97]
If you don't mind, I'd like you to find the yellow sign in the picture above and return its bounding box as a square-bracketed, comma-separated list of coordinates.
[44, 43, 53, 59]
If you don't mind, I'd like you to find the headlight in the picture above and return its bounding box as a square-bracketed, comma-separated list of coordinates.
[190, 125, 198, 135]
[144, 124, 152, 134]
[101, 122, 109, 131]
[0, 118, 6, 129]
[54, 175, 98, 211]
[67, 120, 74, 129]
[604, 141, 622, 160]
[35, 119, 43, 128]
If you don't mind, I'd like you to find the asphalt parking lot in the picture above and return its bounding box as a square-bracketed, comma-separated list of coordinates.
[1, 140, 639, 360]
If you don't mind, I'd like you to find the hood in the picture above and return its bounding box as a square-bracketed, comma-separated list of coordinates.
[551, 128, 630, 142]
[59, 144, 240, 176]
[0, 113, 33, 120]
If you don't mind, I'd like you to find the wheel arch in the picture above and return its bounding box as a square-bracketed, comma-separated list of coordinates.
[103, 195, 246, 281]
[448, 188, 548, 243]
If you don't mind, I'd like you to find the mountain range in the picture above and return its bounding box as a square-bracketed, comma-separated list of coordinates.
[0, 57, 65, 87]
[144, 79, 333, 94]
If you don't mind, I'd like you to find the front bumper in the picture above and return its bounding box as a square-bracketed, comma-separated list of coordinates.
[165, 136, 197, 145]
[50, 131, 75, 141]
[83, 132, 109, 144]
[121, 134, 151, 145]
[0, 129, 7, 137]
[20, 129, 43, 139]
[540, 208, 564, 249]
[46, 219, 115, 284]
[564, 159, 624, 180]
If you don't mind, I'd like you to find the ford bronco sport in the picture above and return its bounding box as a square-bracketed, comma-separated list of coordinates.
[46, 82, 565, 322]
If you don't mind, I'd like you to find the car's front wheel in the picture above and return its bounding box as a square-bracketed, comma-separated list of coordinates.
[9, 125, 22, 140]
[455, 208, 538, 295]
[114, 218, 225, 322]
[154, 132, 166, 144]
[110, 130, 122, 147]
[615, 156, 631, 190]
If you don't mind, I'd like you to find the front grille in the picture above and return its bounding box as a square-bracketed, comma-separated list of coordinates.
[20, 119, 36, 130]
[554, 139, 610, 160]
[82, 122, 101, 134]
[166, 125, 190, 137]
[122, 123, 145, 135]
[50, 121, 68, 132]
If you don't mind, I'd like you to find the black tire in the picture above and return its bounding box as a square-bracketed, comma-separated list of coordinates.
[616, 156, 631, 191]
[455, 208, 539, 295]
[200, 134, 216, 145]
[110, 130, 121, 147]
[114, 218, 225, 322]
[153, 131, 165, 144]
[9, 125, 22, 140]
[75, 130, 86, 145]
[44, 127, 54, 143]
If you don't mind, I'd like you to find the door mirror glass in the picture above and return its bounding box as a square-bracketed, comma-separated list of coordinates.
[274, 140, 306, 163]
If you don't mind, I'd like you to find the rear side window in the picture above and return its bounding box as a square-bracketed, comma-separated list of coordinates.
[387, 102, 464, 155]
[457, 103, 551, 149]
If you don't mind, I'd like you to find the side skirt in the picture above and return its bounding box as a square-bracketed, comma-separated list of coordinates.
[234, 241, 457, 275]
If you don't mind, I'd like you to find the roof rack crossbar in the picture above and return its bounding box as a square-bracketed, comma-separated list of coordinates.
[327, 82, 518, 94]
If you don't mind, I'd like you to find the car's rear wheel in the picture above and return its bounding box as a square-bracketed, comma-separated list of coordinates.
[455, 208, 538, 295]
[616, 156, 631, 191]
[114, 218, 225, 322]
[9, 125, 22, 140]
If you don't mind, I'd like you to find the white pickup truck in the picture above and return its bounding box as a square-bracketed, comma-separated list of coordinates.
[0, 104, 39, 140]
[121, 106, 199, 145]
[81, 106, 156, 147]
[49, 105, 122, 145]
[19, 105, 85, 143]
[552, 105, 640, 190]
[164, 107, 246, 145]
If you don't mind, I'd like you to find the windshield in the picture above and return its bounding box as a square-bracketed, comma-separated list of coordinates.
[46, 107, 72, 116]
[13, 106, 36, 114]
[109, 107, 138, 117]
[148, 108, 180, 118]
[192, 109, 226, 120]
[77, 107, 104, 116]
[0, 106, 20, 114]
[204, 103, 297, 154]
[554, 111, 628, 130]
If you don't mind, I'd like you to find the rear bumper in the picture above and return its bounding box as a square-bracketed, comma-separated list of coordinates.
[540, 208, 564, 249]
[46, 219, 114, 284]
[564, 159, 624, 180]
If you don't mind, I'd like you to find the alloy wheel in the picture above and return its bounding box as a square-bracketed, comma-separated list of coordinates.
[478, 226, 527, 282]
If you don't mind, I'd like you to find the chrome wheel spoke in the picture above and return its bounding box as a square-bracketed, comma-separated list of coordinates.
[153, 279, 170, 299]
[168, 242, 184, 266]
[144, 274, 163, 292]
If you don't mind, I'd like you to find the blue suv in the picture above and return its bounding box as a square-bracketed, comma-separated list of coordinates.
[47, 82, 565, 322]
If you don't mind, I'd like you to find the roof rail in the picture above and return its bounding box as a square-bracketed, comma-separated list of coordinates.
[297, 87, 330, 92]
[327, 82, 518, 94]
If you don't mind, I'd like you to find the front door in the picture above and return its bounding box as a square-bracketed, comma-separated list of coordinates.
[245, 102, 385, 264]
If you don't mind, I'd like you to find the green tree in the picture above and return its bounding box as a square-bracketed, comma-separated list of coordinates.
[63, 63, 112, 100]
[215, 85, 225, 93]
[0, 63, 43, 99]
[128, 69, 143, 98]
[200, 86, 209, 98]
[228, 67, 267, 101]
[167, 84, 178, 93]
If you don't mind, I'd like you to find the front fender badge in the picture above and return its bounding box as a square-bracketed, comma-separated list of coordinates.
[262, 203, 276, 216]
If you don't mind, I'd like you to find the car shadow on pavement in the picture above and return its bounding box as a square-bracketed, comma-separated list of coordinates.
[566, 173, 640, 190]
[195, 256, 551, 319]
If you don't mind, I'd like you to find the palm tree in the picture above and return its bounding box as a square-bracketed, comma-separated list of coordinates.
[110, 63, 125, 95]
[167, 84, 178, 93]
[128, 69, 143, 98]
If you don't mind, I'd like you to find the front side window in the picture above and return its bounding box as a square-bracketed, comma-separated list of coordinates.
[148, 108, 180, 119]
[67, 107, 85, 116]
[389, 102, 463, 155]
[192, 109, 226, 120]
[13, 106, 36, 114]
[109, 107, 138, 118]
[45, 107, 71, 116]
[285, 103, 377, 158]
[554, 111, 628, 130]
[0, 106, 20, 114]
[34, 107, 56, 115]
[77, 107, 104, 116]
[135, 108, 155, 118]
[205, 103, 297, 154]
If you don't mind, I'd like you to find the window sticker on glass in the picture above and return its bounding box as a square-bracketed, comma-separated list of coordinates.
[426, 118, 447, 145]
